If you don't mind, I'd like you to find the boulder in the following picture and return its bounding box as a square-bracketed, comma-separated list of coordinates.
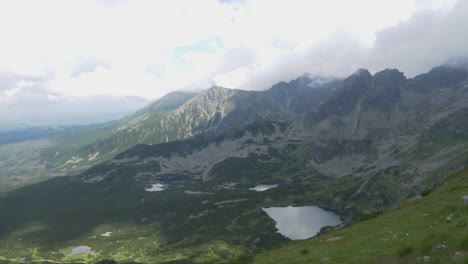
[433, 244, 448, 252]
[418, 256, 430, 263]
[423, 256, 430, 263]
[326, 236, 343, 242]
[453, 251, 465, 260]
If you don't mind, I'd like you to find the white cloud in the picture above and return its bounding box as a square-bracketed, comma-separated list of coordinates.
[3, 80, 34, 97]
[0, 0, 464, 106]
[49, 64, 166, 98]
[210, 0, 466, 90]
[213, 67, 250, 88]
[364, 0, 468, 76]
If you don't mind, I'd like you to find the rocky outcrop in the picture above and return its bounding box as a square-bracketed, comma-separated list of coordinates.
[268, 75, 341, 115]
[304, 64, 468, 140]
[312, 69, 373, 122]
[123, 91, 198, 122]
[362, 69, 406, 113]
[432, 108, 468, 136]
[411, 65, 468, 93]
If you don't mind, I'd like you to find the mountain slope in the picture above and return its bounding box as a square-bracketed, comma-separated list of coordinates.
[305, 65, 468, 140]
[254, 167, 468, 264]
[0, 92, 197, 191]
[0, 75, 340, 191]
[122, 91, 199, 122]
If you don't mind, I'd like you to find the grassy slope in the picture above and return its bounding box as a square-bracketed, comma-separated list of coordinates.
[255, 168, 468, 264]
[0, 170, 288, 263]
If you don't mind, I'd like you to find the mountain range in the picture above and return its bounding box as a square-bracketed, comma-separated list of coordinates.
[0, 62, 467, 263]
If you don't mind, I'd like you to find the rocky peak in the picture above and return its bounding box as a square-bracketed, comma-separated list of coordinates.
[338, 68, 373, 95]
[289, 73, 314, 87]
[372, 69, 406, 84]
[123, 91, 198, 122]
[444, 57, 468, 71]
[268, 74, 341, 115]
[269, 74, 313, 92]
[362, 69, 406, 113]
[312, 69, 372, 121]
[353, 68, 373, 78]
[412, 65, 468, 92]
[432, 108, 468, 136]
[175, 86, 237, 116]
[180, 86, 238, 114]
[203, 86, 237, 100]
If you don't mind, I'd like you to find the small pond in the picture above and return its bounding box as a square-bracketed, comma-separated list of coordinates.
[64, 246, 95, 257]
[262, 206, 342, 240]
[249, 184, 278, 192]
[145, 183, 166, 192]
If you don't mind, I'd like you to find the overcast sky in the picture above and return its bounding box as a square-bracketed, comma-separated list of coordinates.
[0, 0, 467, 110]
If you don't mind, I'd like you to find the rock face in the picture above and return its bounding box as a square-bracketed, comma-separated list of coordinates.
[304, 65, 468, 140]
[433, 108, 468, 136]
[312, 69, 373, 122]
[267, 75, 341, 115]
[412, 65, 468, 93]
[362, 69, 406, 113]
[123, 91, 199, 122]
[126, 75, 340, 139]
